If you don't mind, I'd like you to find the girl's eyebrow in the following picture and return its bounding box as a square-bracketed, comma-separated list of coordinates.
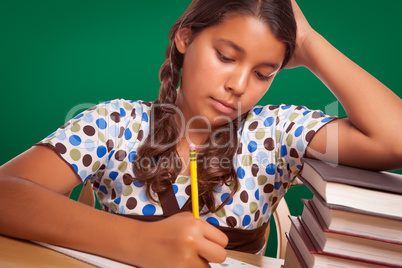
[218, 38, 280, 69]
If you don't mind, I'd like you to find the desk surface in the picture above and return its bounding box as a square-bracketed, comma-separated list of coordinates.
[0, 235, 284, 267]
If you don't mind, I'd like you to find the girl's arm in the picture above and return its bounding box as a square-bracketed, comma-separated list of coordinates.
[0, 146, 227, 267]
[289, 0, 402, 170]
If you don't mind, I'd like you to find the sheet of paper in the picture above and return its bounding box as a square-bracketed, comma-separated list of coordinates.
[33, 241, 259, 268]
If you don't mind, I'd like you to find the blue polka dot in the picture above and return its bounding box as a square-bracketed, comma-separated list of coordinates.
[69, 135, 81, 146]
[139, 190, 148, 202]
[274, 181, 282, 190]
[264, 117, 275, 127]
[71, 164, 78, 173]
[245, 178, 256, 190]
[128, 151, 136, 163]
[96, 118, 107, 130]
[73, 113, 84, 120]
[303, 110, 310, 116]
[120, 108, 126, 117]
[109, 171, 118, 181]
[142, 204, 156, 215]
[177, 196, 187, 208]
[106, 160, 114, 170]
[108, 150, 115, 161]
[242, 215, 251, 226]
[296, 139, 304, 151]
[99, 185, 108, 194]
[172, 184, 178, 194]
[56, 131, 66, 141]
[109, 125, 120, 138]
[214, 184, 223, 193]
[247, 141, 257, 153]
[97, 146, 107, 158]
[256, 151, 268, 164]
[237, 167, 245, 179]
[116, 181, 123, 193]
[254, 107, 262, 115]
[206, 217, 220, 226]
[295, 126, 304, 137]
[221, 193, 233, 205]
[133, 180, 144, 187]
[118, 206, 125, 214]
[83, 113, 94, 123]
[263, 203, 268, 214]
[142, 112, 149, 122]
[79, 170, 87, 180]
[233, 204, 244, 216]
[281, 145, 287, 157]
[124, 129, 132, 140]
[114, 196, 121, 205]
[279, 168, 283, 176]
[266, 163, 276, 175]
[84, 139, 96, 152]
[322, 117, 332, 123]
[254, 189, 259, 200]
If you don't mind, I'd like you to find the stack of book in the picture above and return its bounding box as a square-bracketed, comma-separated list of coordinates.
[284, 158, 402, 268]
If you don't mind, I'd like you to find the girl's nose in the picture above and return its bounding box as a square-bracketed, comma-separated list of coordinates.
[224, 68, 248, 95]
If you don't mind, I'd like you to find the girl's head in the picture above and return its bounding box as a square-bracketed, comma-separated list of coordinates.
[158, 0, 297, 112]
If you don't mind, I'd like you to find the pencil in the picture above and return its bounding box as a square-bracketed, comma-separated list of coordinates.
[189, 143, 199, 218]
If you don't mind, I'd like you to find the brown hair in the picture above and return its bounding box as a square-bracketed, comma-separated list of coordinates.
[133, 0, 296, 213]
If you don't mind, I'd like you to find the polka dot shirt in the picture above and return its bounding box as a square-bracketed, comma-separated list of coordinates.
[37, 99, 334, 230]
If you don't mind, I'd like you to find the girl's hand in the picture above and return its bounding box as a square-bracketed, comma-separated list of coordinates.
[285, 0, 317, 69]
[137, 212, 228, 268]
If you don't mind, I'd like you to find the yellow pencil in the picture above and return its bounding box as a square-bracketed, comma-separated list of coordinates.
[189, 144, 199, 218]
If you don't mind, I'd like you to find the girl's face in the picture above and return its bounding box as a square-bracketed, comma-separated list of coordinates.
[175, 14, 286, 128]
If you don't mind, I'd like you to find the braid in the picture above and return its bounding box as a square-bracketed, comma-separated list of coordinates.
[133, 42, 183, 202]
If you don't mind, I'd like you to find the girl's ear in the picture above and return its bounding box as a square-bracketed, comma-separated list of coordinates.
[175, 27, 192, 54]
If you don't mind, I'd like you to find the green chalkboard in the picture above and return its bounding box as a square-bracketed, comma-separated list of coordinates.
[1, 0, 401, 258]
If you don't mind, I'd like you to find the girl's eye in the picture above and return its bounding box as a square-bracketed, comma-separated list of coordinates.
[255, 71, 270, 81]
[216, 50, 234, 63]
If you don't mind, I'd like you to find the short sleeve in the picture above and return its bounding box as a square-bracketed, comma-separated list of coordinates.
[238, 104, 336, 188]
[35, 99, 144, 184]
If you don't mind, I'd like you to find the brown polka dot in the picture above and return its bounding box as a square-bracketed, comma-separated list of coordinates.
[93, 181, 100, 189]
[240, 190, 248, 203]
[123, 174, 134, 185]
[306, 130, 316, 142]
[111, 189, 116, 199]
[295, 106, 302, 110]
[251, 164, 259, 177]
[83, 125, 95, 136]
[115, 150, 127, 161]
[312, 111, 322, 118]
[226, 216, 237, 228]
[276, 117, 280, 126]
[286, 122, 295, 133]
[103, 205, 109, 212]
[55, 143, 67, 154]
[248, 121, 258, 131]
[264, 138, 275, 151]
[290, 148, 299, 158]
[82, 154, 92, 167]
[185, 185, 191, 196]
[237, 143, 243, 154]
[143, 102, 152, 107]
[137, 130, 144, 141]
[269, 105, 279, 110]
[283, 182, 289, 189]
[264, 184, 274, 193]
[254, 210, 260, 222]
[99, 164, 106, 170]
[271, 196, 278, 206]
[60, 122, 70, 129]
[126, 197, 137, 209]
[118, 127, 125, 138]
[87, 106, 97, 111]
[131, 109, 136, 119]
[110, 112, 121, 123]
[106, 139, 114, 152]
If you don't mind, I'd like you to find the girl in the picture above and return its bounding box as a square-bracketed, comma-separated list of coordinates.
[1, 0, 401, 267]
